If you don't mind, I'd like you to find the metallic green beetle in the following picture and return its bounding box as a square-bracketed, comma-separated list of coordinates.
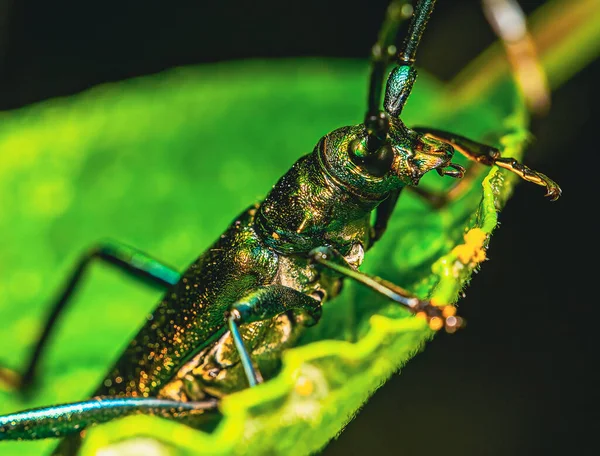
[0, 0, 560, 454]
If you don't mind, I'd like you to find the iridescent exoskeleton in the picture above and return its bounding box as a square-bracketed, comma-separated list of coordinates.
[0, 1, 561, 454]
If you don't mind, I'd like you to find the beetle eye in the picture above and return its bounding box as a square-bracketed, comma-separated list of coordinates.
[348, 140, 394, 178]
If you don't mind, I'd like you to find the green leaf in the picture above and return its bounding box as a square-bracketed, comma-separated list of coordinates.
[0, 57, 522, 456]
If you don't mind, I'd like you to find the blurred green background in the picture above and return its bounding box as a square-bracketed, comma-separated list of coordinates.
[0, 1, 596, 455]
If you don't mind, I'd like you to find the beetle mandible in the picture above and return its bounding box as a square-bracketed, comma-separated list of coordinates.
[0, 0, 561, 454]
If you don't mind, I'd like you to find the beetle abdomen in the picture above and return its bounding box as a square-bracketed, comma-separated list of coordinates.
[96, 206, 280, 398]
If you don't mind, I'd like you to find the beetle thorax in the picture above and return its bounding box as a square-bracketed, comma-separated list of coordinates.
[255, 149, 380, 255]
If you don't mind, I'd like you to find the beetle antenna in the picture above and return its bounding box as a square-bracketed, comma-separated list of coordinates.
[384, 0, 437, 117]
[398, 0, 436, 65]
[364, 1, 437, 153]
[364, 0, 413, 151]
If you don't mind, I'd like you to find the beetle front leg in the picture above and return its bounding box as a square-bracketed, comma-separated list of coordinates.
[407, 164, 482, 208]
[373, 171, 473, 240]
[372, 188, 402, 243]
[0, 397, 218, 441]
[308, 247, 462, 333]
[227, 285, 323, 387]
[413, 126, 562, 200]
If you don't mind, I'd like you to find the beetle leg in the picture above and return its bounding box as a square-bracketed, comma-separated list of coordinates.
[0, 241, 180, 394]
[227, 285, 323, 387]
[412, 127, 562, 201]
[373, 166, 475, 240]
[227, 316, 262, 387]
[309, 247, 462, 333]
[0, 396, 218, 441]
[372, 188, 403, 243]
[407, 164, 482, 208]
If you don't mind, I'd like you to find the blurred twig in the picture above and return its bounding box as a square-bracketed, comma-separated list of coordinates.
[449, 0, 600, 104]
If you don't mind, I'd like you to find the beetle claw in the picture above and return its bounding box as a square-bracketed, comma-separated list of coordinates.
[436, 163, 465, 179]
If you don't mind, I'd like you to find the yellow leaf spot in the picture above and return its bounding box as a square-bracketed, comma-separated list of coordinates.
[442, 306, 457, 317]
[429, 317, 444, 331]
[416, 311, 428, 320]
[473, 248, 487, 263]
[452, 244, 474, 264]
[295, 377, 314, 397]
[452, 228, 487, 265]
[464, 228, 486, 246]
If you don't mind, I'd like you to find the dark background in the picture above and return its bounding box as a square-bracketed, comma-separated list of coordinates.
[0, 0, 596, 455]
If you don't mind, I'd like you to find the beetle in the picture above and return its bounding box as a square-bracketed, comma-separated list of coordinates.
[0, 0, 561, 454]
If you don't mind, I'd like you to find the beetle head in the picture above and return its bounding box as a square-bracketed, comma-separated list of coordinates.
[318, 116, 463, 199]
